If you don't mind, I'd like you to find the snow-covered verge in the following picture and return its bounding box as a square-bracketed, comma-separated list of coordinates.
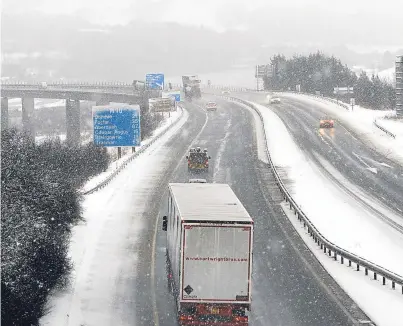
[376, 119, 403, 138]
[277, 93, 403, 166]
[39, 106, 190, 326]
[281, 202, 403, 326]
[80, 108, 185, 194]
[239, 99, 403, 326]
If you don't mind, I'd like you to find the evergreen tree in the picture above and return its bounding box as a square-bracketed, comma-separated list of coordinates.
[1, 129, 110, 325]
[263, 52, 395, 110]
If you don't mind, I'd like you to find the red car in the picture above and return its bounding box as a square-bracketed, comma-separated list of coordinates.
[319, 118, 334, 128]
[206, 101, 218, 111]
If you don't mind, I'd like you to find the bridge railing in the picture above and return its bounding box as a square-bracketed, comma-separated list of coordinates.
[1, 81, 134, 87]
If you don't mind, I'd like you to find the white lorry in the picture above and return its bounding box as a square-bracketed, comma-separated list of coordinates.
[162, 183, 253, 325]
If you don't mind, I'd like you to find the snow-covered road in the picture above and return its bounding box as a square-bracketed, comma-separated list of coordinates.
[243, 98, 403, 326]
[40, 107, 190, 326]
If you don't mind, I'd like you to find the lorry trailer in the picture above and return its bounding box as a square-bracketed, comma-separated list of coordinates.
[162, 183, 253, 325]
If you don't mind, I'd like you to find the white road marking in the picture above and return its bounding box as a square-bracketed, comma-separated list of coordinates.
[352, 152, 378, 174]
[213, 119, 232, 182]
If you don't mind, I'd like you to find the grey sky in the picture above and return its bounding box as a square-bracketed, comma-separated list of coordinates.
[2, 0, 402, 80]
[3, 0, 403, 50]
[3, 0, 403, 34]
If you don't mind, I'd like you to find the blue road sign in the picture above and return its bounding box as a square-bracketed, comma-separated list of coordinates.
[171, 93, 181, 102]
[162, 91, 181, 102]
[146, 73, 164, 90]
[93, 105, 141, 147]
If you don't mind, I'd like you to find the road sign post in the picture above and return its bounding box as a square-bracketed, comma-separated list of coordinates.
[350, 98, 355, 111]
[92, 104, 141, 147]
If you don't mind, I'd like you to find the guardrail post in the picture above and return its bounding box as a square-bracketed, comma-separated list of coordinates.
[334, 252, 337, 261]
[382, 277, 386, 285]
[340, 256, 344, 264]
[374, 272, 377, 280]
[392, 281, 395, 289]
[356, 264, 360, 271]
[365, 268, 368, 276]
[328, 249, 331, 257]
[348, 260, 351, 267]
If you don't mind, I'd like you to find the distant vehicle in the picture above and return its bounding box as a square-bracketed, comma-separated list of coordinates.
[222, 90, 230, 95]
[162, 183, 253, 325]
[186, 147, 211, 172]
[182, 75, 202, 101]
[269, 97, 281, 104]
[206, 101, 218, 111]
[319, 118, 335, 128]
[40, 82, 48, 89]
[189, 178, 207, 183]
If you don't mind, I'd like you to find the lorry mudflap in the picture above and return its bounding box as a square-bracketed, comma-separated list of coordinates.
[179, 304, 249, 325]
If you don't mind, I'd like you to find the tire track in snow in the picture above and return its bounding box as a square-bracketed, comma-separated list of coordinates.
[213, 118, 232, 182]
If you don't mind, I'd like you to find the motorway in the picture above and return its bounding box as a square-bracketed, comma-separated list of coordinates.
[229, 91, 403, 230]
[134, 97, 369, 326]
[41, 96, 372, 326]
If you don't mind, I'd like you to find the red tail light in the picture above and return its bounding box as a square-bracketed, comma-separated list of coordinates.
[179, 315, 194, 321]
[233, 316, 248, 323]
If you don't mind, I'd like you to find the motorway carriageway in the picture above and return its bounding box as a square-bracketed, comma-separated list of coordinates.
[41, 96, 370, 326]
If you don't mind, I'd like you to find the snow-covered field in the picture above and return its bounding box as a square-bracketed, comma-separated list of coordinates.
[80, 108, 184, 193]
[276, 93, 403, 166]
[247, 100, 403, 326]
[8, 98, 65, 111]
[40, 106, 189, 326]
[35, 131, 93, 145]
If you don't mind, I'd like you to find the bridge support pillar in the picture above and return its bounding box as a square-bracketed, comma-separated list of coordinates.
[22, 97, 35, 138]
[1, 97, 9, 131]
[66, 99, 81, 146]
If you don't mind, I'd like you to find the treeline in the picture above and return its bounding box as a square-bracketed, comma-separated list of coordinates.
[264, 52, 395, 110]
[1, 129, 110, 325]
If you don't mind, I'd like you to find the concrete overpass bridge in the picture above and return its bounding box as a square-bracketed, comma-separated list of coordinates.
[1, 81, 160, 146]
